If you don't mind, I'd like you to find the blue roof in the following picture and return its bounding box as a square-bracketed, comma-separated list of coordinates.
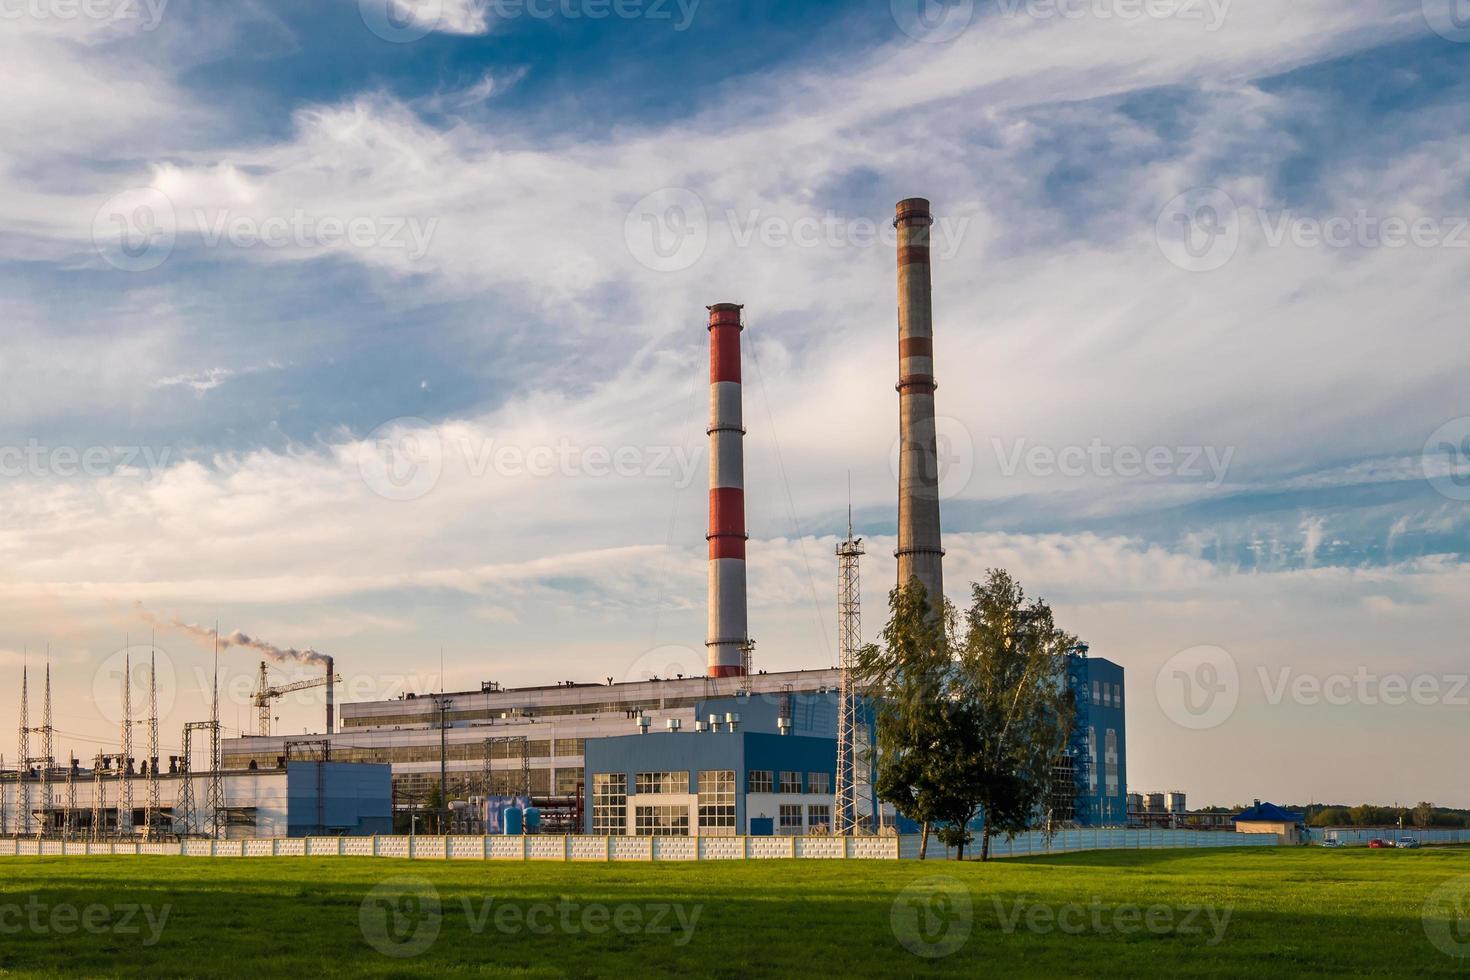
[1232, 802, 1304, 824]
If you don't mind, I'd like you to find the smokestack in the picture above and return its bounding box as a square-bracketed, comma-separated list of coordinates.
[706, 303, 749, 679]
[894, 197, 945, 612]
[325, 656, 335, 735]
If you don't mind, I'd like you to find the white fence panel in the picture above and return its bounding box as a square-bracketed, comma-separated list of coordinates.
[343, 838, 373, 857]
[448, 836, 485, 860]
[488, 837, 524, 860]
[749, 837, 793, 860]
[570, 837, 609, 861]
[796, 837, 845, 859]
[275, 839, 306, 857]
[653, 837, 697, 861]
[851, 836, 897, 859]
[699, 837, 744, 860]
[526, 837, 565, 861]
[610, 837, 651, 862]
[376, 836, 410, 859]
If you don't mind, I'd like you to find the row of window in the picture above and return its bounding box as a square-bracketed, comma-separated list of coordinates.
[778, 804, 832, 835]
[747, 771, 830, 795]
[1085, 727, 1121, 797]
[1091, 680, 1123, 709]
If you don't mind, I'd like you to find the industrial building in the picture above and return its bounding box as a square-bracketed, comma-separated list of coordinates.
[18, 196, 1134, 842]
[0, 760, 390, 839]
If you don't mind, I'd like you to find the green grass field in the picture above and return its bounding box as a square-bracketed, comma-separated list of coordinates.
[0, 847, 1466, 977]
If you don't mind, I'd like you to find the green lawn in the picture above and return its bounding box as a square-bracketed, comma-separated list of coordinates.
[0, 846, 1465, 977]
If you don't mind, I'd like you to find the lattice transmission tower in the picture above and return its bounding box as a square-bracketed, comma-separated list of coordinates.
[833, 513, 875, 836]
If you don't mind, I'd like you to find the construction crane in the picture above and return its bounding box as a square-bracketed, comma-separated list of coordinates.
[252, 661, 341, 737]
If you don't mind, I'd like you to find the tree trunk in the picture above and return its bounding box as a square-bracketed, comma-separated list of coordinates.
[919, 820, 930, 860]
[980, 813, 991, 862]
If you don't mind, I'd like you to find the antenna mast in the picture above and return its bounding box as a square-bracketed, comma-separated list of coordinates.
[207, 625, 224, 839]
[834, 489, 875, 836]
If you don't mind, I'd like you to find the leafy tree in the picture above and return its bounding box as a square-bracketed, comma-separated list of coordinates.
[857, 578, 965, 859]
[953, 570, 1078, 860]
[425, 781, 445, 834]
[1412, 802, 1435, 828]
[859, 570, 1080, 861]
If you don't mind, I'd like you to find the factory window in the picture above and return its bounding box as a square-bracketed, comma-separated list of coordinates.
[747, 770, 773, 794]
[807, 805, 831, 834]
[635, 805, 690, 836]
[779, 771, 803, 794]
[1114, 684, 1123, 708]
[555, 767, 584, 795]
[592, 773, 627, 835]
[1087, 727, 1098, 793]
[553, 738, 585, 757]
[778, 804, 803, 835]
[807, 772, 830, 795]
[1105, 730, 1119, 797]
[697, 770, 736, 836]
[1091, 680, 1100, 704]
[635, 771, 689, 795]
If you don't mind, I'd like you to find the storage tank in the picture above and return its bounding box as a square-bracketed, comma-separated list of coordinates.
[503, 807, 523, 836]
[523, 807, 541, 834]
[1167, 791, 1187, 815]
[1146, 792, 1166, 814]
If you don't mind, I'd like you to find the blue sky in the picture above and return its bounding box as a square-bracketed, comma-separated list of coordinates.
[2, 0, 1468, 807]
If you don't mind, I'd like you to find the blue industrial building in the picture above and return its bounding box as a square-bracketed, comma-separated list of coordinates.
[582, 657, 1128, 835]
[282, 761, 393, 837]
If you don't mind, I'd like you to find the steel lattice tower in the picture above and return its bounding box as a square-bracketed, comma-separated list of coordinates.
[833, 517, 875, 836]
[91, 754, 105, 840]
[37, 662, 53, 839]
[119, 648, 133, 837]
[145, 645, 161, 839]
[206, 632, 224, 839]
[64, 756, 76, 841]
[15, 665, 29, 837]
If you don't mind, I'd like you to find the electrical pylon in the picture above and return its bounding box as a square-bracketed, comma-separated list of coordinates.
[145, 641, 161, 839]
[91, 754, 105, 840]
[834, 510, 875, 835]
[119, 645, 133, 837]
[15, 662, 29, 837]
[37, 661, 53, 839]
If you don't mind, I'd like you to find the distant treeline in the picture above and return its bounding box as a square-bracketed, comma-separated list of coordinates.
[1297, 802, 1469, 828]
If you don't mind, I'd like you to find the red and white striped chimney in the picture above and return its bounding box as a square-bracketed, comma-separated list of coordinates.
[706, 303, 748, 679]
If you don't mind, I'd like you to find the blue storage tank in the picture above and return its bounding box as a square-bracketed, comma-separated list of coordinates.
[503, 807, 523, 835]
[523, 807, 541, 833]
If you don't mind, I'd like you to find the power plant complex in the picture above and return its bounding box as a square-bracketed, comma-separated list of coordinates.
[3, 198, 1127, 841]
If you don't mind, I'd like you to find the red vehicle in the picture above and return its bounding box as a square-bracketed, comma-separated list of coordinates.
[1368, 838, 1388, 848]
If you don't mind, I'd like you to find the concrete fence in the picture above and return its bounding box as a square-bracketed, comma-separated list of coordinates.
[0, 834, 903, 861]
[0, 828, 1292, 862]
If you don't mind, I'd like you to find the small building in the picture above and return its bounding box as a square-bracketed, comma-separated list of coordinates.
[1232, 800, 1304, 843]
